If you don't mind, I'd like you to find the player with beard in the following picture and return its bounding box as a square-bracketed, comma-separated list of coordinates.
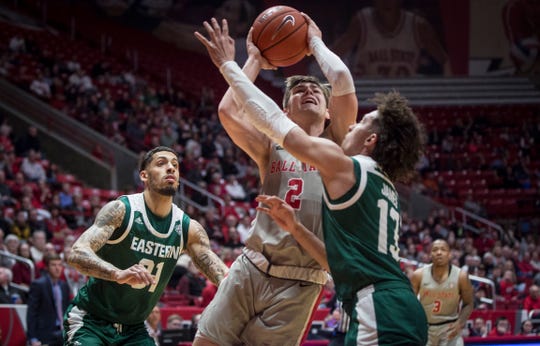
[63, 146, 228, 345]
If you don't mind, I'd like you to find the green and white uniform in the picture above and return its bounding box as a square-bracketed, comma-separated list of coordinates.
[419, 264, 463, 346]
[64, 193, 190, 345]
[323, 155, 427, 346]
[198, 144, 326, 345]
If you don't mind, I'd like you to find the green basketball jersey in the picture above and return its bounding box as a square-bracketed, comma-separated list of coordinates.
[323, 155, 410, 303]
[72, 193, 190, 325]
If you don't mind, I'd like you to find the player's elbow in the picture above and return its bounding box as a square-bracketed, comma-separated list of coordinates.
[330, 69, 355, 96]
[67, 243, 87, 267]
[217, 101, 231, 119]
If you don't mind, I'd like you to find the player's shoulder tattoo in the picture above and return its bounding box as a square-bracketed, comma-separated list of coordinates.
[95, 199, 126, 229]
[190, 220, 210, 245]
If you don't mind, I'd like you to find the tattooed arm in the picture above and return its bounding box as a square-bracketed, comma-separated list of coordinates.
[68, 200, 154, 286]
[185, 219, 229, 286]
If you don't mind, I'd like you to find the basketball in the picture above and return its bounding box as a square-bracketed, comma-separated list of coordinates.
[251, 6, 308, 67]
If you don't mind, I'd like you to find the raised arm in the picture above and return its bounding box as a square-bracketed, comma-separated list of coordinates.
[185, 219, 229, 286]
[256, 194, 329, 271]
[218, 56, 271, 171]
[304, 13, 357, 144]
[68, 200, 154, 286]
[217, 26, 279, 176]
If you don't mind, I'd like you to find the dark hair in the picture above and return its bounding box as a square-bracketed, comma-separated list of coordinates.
[44, 253, 62, 266]
[283, 75, 331, 109]
[139, 146, 178, 172]
[495, 316, 509, 324]
[368, 91, 426, 182]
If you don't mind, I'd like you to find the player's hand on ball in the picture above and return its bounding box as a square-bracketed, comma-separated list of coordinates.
[301, 13, 322, 56]
[246, 28, 276, 70]
[116, 264, 155, 286]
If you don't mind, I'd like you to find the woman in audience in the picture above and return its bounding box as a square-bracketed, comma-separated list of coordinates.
[11, 241, 34, 287]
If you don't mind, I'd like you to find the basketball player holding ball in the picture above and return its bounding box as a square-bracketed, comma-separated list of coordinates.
[193, 9, 358, 346]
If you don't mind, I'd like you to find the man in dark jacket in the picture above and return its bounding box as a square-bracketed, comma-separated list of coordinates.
[26, 253, 70, 346]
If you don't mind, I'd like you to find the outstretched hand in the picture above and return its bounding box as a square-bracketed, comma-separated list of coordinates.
[194, 18, 236, 69]
[256, 195, 297, 233]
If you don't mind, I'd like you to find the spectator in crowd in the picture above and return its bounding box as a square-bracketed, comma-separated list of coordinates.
[223, 174, 247, 202]
[468, 317, 487, 337]
[473, 280, 493, 311]
[519, 319, 537, 336]
[58, 182, 74, 209]
[518, 251, 536, 280]
[0, 266, 26, 303]
[26, 253, 70, 346]
[34, 242, 59, 277]
[166, 314, 184, 330]
[9, 34, 25, 53]
[15, 126, 41, 157]
[523, 284, 540, 312]
[10, 210, 32, 240]
[63, 192, 89, 230]
[46, 206, 70, 250]
[530, 251, 540, 273]
[1, 234, 20, 268]
[177, 256, 206, 306]
[235, 214, 252, 244]
[11, 241, 34, 288]
[223, 227, 243, 249]
[488, 316, 513, 337]
[9, 172, 26, 199]
[0, 170, 17, 207]
[145, 305, 162, 346]
[27, 208, 48, 234]
[498, 269, 521, 307]
[29, 230, 48, 264]
[20, 149, 46, 182]
[160, 125, 179, 148]
[29, 71, 52, 99]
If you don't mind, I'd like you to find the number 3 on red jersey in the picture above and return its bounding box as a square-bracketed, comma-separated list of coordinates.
[432, 300, 442, 313]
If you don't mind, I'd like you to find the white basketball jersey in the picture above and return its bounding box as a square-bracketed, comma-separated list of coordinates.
[351, 7, 421, 77]
[244, 144, 326, 283]
[418, 264, 462, 324]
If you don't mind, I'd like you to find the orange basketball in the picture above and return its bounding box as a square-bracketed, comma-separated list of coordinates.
[251, 6, 308, 67]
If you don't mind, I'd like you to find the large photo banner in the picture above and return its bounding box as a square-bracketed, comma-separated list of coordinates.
[90, 0, 537, 78]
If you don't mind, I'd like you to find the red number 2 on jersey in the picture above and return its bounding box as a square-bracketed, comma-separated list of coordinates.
[284, 178, 303, 209]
